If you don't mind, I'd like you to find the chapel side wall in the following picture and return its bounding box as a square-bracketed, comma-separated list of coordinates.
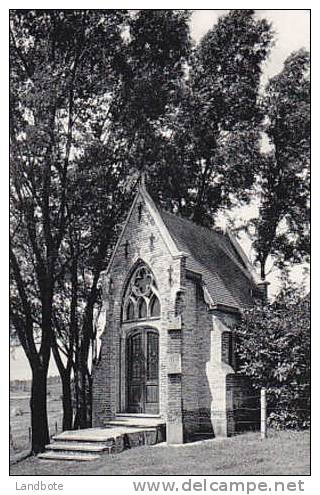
[92, 194, 181, 427]
[181, 276, 217, 439]
[206, 310, 258, 437]
[195, 285, 216, 434]
[179, 281, 255, 439]
[209, 311, 239, 437]
[181, 277, 200, 438]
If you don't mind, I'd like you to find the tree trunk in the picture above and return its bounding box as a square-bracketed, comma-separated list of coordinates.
[79, 363, 88, 428]
[87, 368, 93, 425]
[74, 367, 91, 429]
[73, 355, 80, 429]
[61, 374, 73, 431]
[30, 366, 50, 454]
[260, 257, 267, 281]
[77, 280, 98, 428]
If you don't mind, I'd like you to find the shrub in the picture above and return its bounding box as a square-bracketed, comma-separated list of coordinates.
[235, 286, 310, 429]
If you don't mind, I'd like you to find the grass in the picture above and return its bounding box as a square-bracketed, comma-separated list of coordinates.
[10, 429, 310, 476]
[10, 380, 63, 460]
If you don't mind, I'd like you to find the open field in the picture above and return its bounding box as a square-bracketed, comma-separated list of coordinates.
[10, 429, 310, 476]
[10, 378, 63, 460]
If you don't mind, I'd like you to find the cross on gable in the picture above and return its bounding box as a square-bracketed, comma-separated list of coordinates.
[124, 240, 129, 258]
[150, 233, 155, 251]
[168, 265, 173, 286]
[138, 202, 143, 222]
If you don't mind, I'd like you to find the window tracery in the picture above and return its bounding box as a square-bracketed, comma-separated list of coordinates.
[123, 265, 160, 321]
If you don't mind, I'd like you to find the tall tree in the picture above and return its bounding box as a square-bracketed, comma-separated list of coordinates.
[152, 10, 273, 225]
[10, 9, 128, 452]
[110, 9, 192, 187]
[253, 49, 310, 279]
[10, 9, 193, 438]
[67, 9, 192, 428]
[64, 143, 135, 429]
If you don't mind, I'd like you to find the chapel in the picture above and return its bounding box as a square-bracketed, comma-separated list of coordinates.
[92, 181, 266, 443]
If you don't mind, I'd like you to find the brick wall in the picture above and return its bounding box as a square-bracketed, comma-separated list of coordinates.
[92, 190, 255, 442]
[181, 278, 200, 438]
[92, 192, 184, 427]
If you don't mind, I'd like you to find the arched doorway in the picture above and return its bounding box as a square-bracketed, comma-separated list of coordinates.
[121, 263, 161, 414]
[126, 328, 159, 414]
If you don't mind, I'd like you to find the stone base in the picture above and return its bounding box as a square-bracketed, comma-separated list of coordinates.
[166, 421, 183, 444]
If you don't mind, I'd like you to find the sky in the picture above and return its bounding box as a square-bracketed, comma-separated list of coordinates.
[191, 10, 310, 84]
[191, 9, 310, 297]
[10, 10, 310, 381]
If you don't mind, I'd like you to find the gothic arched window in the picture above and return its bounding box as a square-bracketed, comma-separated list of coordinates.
[126, 300, 135, 321]
[150, 294, 160, 317]
[138, 298, 147, 319]
[123, 265, 160, 322]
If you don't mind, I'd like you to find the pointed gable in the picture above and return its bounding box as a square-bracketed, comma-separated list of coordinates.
[104, 182, 185, 278]
[104, 180, 261, 310]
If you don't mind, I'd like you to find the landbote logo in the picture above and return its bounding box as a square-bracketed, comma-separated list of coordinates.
[15, 482, 63, 491]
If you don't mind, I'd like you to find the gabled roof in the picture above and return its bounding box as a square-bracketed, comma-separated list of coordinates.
[104, 181, 185, 278]
[104, 180, 262, 310]
[159, 210, 261, 309]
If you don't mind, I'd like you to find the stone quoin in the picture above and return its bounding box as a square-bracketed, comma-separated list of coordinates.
[92, 181, 265, 444]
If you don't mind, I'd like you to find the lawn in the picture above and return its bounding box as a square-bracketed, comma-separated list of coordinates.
[10, 429, 310, 476]
[10, 379, 63, 460]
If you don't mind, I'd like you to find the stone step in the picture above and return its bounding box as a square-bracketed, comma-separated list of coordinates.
[38, 451, 101, 462]
[107, 421, 159, 428]
[116, 413, 162, 418]
[52, 433, 114, 443]
[53, 426, 161, 443]
[107, 416, 165, 428]
[38, 423, 166, 461]
[52, 428, 115, 443]
[46, 442, 112, 453]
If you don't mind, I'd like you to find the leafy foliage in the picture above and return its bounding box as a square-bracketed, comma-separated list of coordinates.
[10, 9, 310, 446]
[9, 9, 131, 447]
[253, 49, 310, 278]
[235, 286, 310, 429]
[10, 9, 193, 437]
[164, 10, 273, 225]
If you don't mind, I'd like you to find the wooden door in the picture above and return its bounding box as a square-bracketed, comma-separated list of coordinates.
[127, 329, 159, 414]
